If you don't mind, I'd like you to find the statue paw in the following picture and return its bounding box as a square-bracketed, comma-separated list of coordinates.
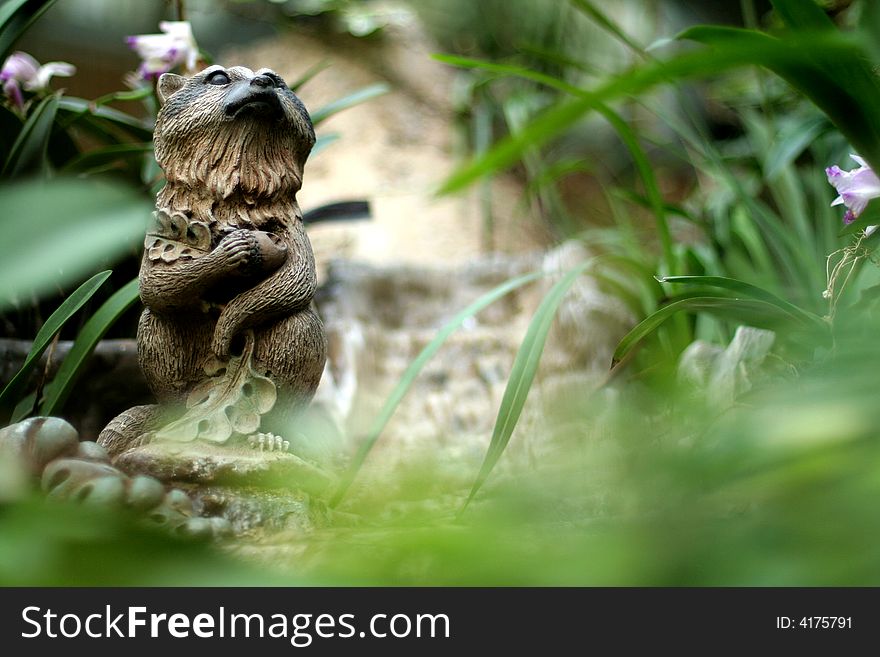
[217, 229, 259, 272]
[247, 432, 290, 453]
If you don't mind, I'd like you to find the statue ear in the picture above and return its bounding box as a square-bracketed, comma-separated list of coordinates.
[157, 73, 186, 105]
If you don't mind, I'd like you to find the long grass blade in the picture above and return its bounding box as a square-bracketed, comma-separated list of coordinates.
[438, 29, 877, 195]
[61, 143, 153, 174]
[659, 275, 828, 331]
[2, 92, 58, 177]
[39, 278, 140, 416]
[309, 83, 390, 126]
[460, 263, 590, 514]
[57, 97, 154, 141]
[0, 270, 111, 412]
[330, 270, 543, 507]
[612, 295, 812, 367]
[0, 0, 59, 60]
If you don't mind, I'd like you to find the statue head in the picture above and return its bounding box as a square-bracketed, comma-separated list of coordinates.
[154, 65, 315, 198]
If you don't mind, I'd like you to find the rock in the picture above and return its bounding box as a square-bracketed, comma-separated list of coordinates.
[144, 491, 194, 533]
[76, 476, 128, 508]
[0, 416, 79, 475]
[114, 442, 336, 497]
[678, 326, 776, 406]
[126, 475, 167, 511]
[164, 488, 195, 516]
[0, 453, 29, 502]
[178, 517, 214, 540]
[42, 458, 126, 503]
[189, 486, 321, 535]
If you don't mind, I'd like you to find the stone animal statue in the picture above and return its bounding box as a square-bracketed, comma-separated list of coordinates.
[99, 65, 326, 457]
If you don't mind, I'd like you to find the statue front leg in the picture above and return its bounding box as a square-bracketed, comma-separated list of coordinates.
[97, 404, 167, 457]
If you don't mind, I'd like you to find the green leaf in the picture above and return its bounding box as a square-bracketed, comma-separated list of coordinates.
[0, 270, 111, 413]
[330, 270, 543, 507]
[461, 263, 590, 513]
[658, 276, 828, 331]
[289, 60, 331, 92]
[764, 114, 828, 179]
[770, 0, 834, 31]
[309, 83, 390, 126]
[0, 0, 59, 61]
[89, 86, 154, 108]
[681, 26, 880, 173]
[312, 132, 340, 157]
[0, 103, 23, 157]
[39, 278, 140, 416]
[569, 0, 646, 56]
[61, 142, 153, 174]
[0, 177, 149, 309]
[10, 391, 36, 423]
[433, 53, 583, 97]
[861, 0, 880, 64]
[595, 102, 674, 275]
[2, 92, 58, 177]
[612, 296, 809, 367]
[612, 189, 697, 225]
[432, 54, 675, 272]
[58, 97, 154, 141]
[438, 26, 880, 195]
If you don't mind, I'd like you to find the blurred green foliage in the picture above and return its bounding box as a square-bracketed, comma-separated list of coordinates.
[325, 0, 880, 585]
[5, 0, 880, 587]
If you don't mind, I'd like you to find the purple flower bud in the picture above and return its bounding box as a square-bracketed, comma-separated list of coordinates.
[2, 78, 23, 110]
[826, 154, 880, 232]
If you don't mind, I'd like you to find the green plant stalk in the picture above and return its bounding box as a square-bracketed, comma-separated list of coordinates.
[659, 275, 828, 331]
[0, 271, 111, 414]
[460, 262, 590, 514]
[568, 0, 647, 59]
[434, 55, 676, 276]
[595, 102, 675, 277]
[290, 60, 332, 92]
[474, 92, 495, 250]
[38, 278, 140, 417]
[2, 92, 59, 177]
[330, 270, 543, 507]
[309, 83, 391, 126]
[438, 29, 880, 194]
[612, 294, 820, 367]
[644, 100, 813, 296]
[0, 0, 60, 61]
[57, 97, 153, 140]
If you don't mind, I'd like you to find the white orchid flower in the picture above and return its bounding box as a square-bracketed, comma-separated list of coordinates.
[0, 51, 75, 110]
[126, 21, 199, 79]
[826, 154, 880, 236]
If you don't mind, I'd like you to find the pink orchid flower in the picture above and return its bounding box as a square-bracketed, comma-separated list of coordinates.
[826, 154, 880, 235]
[126, 21, 199, 80]
[0, 51, 75, 110]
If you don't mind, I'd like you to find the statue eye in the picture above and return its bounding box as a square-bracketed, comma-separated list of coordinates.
[206, 71, 230, 86]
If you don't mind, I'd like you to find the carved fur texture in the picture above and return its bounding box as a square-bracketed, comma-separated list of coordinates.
[99, 65, 326, 456]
